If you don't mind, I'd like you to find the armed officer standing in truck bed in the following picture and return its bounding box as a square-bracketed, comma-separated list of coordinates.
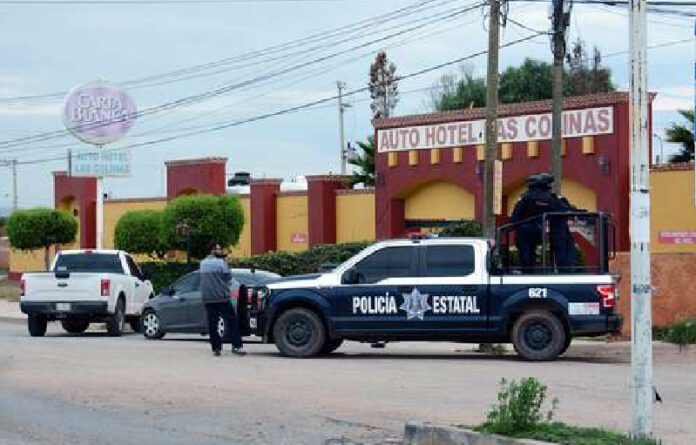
[510, 174, 565, 270]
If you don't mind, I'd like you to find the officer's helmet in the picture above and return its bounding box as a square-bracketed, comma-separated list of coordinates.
[537, 173, 555, 190]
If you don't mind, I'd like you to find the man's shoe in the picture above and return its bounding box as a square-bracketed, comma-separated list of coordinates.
[213, 350, 221, 357]
[231, 347, 247, 356]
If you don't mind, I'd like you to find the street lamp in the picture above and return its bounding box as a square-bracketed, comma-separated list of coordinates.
[653, 133, 664, 164]
[176, 220, 192, 264]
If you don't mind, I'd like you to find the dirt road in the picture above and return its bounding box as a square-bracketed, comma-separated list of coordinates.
[1, 321, 695, 444]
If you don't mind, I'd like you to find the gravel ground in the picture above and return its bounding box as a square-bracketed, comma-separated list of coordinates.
[1, 321, 695, 444]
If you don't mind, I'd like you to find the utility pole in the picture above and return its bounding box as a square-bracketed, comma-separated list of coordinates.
[629, 0, 653, 438]
[337, 81, 347, 175]
[551, 0, 571, 194]
[483, 0, 501, 239]
[0, 158, 18, 213]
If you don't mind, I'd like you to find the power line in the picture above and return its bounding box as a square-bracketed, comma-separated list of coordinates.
[16, 32, 544, 167]
[0, 0, 412, 4]
[0, 0, 450, 102]
[0, 0, 486, 151]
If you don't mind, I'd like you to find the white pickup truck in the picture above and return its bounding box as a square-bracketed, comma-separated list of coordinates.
[20, 250, 154, 337]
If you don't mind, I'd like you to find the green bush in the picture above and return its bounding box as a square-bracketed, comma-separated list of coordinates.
[480, 377, 558, 435]
[664, 319, 696, 348]
[115, 210, 170, 259]
[140, 242, 373, 293]
[160, 195, 245, 260]
[439, 220, 483, 237]
[7, 208, 78, 269]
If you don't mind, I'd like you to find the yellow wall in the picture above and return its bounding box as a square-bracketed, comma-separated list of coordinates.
[10, 247, 56, 274]
[276, 194, 308, 252]
[336, 192, 376, 242]
[57, 197, 80, 251]
[506, 179, 598, 216]
[230, 196, 251, 258]
[651, 169, 696, 253]
[103, 200, 168, 249]
[404, 181, 475, 220]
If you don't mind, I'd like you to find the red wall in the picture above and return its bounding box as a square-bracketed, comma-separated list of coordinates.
[166, 157, 227, 198]
[374, 93, 642, 251]
[53, 172, 97, 249]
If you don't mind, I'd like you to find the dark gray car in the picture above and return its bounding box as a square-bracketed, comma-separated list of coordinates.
[141, 268, 280, 340]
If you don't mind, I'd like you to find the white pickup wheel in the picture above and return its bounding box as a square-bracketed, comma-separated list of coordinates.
[28, 315, 47, 337]
[107, 298, 125, 337]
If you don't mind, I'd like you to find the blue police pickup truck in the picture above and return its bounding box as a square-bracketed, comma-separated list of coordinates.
[250, 234, 622, 361]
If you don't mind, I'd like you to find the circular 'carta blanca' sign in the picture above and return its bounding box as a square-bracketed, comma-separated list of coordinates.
[63, 81, 137, 145]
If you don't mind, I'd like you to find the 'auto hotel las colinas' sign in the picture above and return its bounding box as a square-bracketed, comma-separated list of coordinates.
[377, 106, 613, 152]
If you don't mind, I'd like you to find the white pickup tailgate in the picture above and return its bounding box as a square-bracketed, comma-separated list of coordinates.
[24, 273, 111, 302]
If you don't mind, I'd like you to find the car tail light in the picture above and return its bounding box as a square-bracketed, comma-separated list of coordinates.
[229, 287, 240, 300]
[101, 279, 111, 297]
[597, 285, 616, 308]
[20, 279, 25, 297]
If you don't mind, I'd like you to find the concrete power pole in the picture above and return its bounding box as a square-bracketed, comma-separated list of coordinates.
[337, 81, 347, 175]
[483, 0, 501, 239]
[551, 0, 571, 195]
[629, 0, 653, 438]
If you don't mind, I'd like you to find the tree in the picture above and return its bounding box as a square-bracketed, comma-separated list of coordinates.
[666, 110, 694, 163]
[160, 195, 244, 260]
[430, 42, 614, 112]
[429, 65, 486, 111]
[7, 208, 78, 269]
[114, 210, 170, 259]
[369, 51, 399, 118]
[347, 136, 375, 187]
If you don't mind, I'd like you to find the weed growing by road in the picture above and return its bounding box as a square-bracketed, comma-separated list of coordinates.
[654, 319, 696, 350]
[0, 279, 20, 302]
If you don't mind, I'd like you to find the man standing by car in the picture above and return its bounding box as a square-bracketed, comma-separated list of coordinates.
[200, 241, 246, 357]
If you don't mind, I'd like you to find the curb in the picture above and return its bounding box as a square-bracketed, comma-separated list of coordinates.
[0, 316, 25, 325]
[404, 422, 554, 445]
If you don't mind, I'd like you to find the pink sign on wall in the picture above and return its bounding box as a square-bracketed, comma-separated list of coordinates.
[291, 233, 307, 243]
[658, 231, 696, 245]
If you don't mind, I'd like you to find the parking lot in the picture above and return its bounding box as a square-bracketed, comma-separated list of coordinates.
[1, 320, 695, 445]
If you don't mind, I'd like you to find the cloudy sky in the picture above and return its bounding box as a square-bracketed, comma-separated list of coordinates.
[0, 0, 693, 210]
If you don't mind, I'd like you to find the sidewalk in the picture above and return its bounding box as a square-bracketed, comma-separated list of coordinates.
[0, 299, 25, 323]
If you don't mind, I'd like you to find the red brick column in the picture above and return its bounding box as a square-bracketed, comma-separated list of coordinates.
[165, 157, 227, 198]
[250, 179, 281, 255]
[306, 175, 348, 247]
[53, 171, 97, 248]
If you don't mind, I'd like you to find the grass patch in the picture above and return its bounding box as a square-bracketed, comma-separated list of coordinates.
[475, 422, 660, 445]
[0, 279, 20, 302]
[654, 319, 696, 349]
[475, 343, 507, 355]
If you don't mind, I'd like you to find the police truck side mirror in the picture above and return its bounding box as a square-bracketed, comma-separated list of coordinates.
[342, 268, 359, 285]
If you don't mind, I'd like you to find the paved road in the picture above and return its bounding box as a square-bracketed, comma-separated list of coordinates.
[1, 321, 695, 445]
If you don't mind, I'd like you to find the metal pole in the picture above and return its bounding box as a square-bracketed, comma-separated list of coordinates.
[11, 160, 17, 213]
[337, 81, 347, 175]
[483, 0, 500, 240]
[629, 0, 653, 437]
[551, 0, 567, 194]
[96, 144, 104, 250]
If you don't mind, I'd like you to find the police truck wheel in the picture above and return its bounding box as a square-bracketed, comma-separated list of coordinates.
[319, 338, 344, 355]
[512, 311, 566, 361]
[273, 308, 325, 357]
[28, 315, 47, 337]
[559, 335, 572, 356]
[106, 299, 125, 337]
[61, 318, 89, 334]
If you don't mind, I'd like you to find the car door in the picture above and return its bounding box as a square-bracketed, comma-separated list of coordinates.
[159, 273, 199, 331]
[416, 243, 488, 332]
[124, 255, 149, 311]
[329, 245, 419, 333]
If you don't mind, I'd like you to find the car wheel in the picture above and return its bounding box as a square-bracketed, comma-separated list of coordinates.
[512, 310, 566, 361]
[319, 338, 343, 355]
[273, 308, 325, 358]
[107, 298, 125, 337]
[559, 335, 572, 356]
[61, 318, 89, 334]
[28, 315, 47, 337]
[142, 310, 165, 339]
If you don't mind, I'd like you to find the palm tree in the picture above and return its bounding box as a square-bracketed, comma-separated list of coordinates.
[347, 136, 375, 187]
[666, 110, 694, 163]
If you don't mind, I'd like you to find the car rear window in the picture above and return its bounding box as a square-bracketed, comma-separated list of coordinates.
[54, 254, 123, 274]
